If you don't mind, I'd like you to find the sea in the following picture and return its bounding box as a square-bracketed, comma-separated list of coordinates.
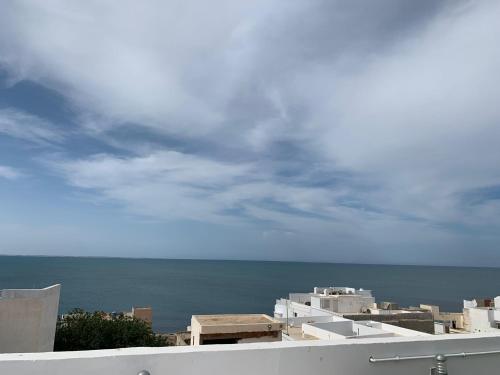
[1, 255, 499, 333]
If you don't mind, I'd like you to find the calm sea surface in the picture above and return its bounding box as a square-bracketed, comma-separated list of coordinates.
[1, 256, 499, 332]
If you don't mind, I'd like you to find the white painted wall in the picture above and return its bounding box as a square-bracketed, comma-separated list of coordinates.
[2, 334, 500, 374]
[275, 300, 332, 319]
[464, 299, 477, 308]
[364, 322, 431, 337]
[337, 296, 375, 313]
[0, 285, 60, 353]
[301, 320, 421, 341]
[288, 293, 311, 304]
[302, 323, 349, 340]
[304, 321, 355, 338]
[310, 295, 375, 314]
[495, 297, 500, 308]
[276, 315, 335, 327]
[465, 308, 496, 333]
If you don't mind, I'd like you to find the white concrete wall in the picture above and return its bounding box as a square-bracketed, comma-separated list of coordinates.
[3, 334, 500, 374]
[464, 299, 477, 308]
[365, 322, 431, 337]
[302, 321, 418, 340]
[466, 308, 496, 333]
[288, 293, 310, 304]
[0, 285, 60, 353]
[302, 323, 348, 340]
[493, 309, 500, 322]
[276, 315, 335, 327]
[303, 321, 355, 338]
[275, 300, 332, 319]
[311, 295, 375, 314]
[495, 297, 500, 308]
[337, 296, 375, 313]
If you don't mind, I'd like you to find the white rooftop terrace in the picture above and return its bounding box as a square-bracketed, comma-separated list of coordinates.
[302, 320, 431, 341]
[3, 333, 500, 374]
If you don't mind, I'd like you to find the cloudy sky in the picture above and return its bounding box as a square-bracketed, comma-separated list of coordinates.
[1, 0, 499, 266]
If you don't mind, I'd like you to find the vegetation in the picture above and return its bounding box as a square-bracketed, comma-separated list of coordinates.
[54, 308, 168, 351]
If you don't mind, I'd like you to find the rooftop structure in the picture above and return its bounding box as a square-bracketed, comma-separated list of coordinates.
[190, 314, 284, 346]
[275, 286, 433, 334]
[309, 287, 375, 314]
[125, 307, 152, 325]
[463, 296, 500, 333]
[0, 284, 60, 353]
[420, 304, 465, 332]
[302, 319, 430, 340]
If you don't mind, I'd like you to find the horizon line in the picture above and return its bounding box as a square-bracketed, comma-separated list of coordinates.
[0, 253, 498, 270]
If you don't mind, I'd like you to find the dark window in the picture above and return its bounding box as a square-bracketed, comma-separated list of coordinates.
[202, 338, 239, 345]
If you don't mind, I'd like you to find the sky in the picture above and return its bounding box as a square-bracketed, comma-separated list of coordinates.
[1, 0, 500, 266]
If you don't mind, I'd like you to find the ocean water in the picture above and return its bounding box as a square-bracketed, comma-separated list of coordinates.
[1, 255, 499, 333]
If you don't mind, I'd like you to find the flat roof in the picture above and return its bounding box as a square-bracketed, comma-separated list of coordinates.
[193, 314, 277, 326]
[283, 326, 319, 341]
[191, 314, 284, 335]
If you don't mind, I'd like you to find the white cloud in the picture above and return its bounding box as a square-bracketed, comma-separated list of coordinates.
[49, 150, 357, 231]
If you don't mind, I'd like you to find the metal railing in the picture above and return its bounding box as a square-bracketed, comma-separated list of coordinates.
[369, 349, 500, 374]
[369, 349, 500, 363]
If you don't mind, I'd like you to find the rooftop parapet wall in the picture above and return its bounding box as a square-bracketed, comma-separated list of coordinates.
[2, 333, 500, 374]
[344, 312, 434, 334]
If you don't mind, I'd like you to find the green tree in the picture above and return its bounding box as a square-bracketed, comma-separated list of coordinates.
[54, 308, 168, 351]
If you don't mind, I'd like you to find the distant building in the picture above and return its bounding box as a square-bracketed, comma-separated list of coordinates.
[125, 306, 152, 325]
[275, 286, 434, 334]
[0, 284, 60, 353]
[190, 314, 283, 346]
[309, 287, 376, 313]
[420, 304, 464, 331]
[463, 296, 500, 333]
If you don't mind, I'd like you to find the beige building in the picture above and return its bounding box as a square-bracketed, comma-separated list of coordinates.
[420, 304, 464, 330]
[125, 307, 152, 325]
[190, 314, 283, 346]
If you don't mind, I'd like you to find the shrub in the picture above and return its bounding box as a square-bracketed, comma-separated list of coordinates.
[54, 308, 168, 351]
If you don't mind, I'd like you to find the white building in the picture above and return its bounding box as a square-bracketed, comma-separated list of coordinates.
[463, 297, 500, 333]
[275, 286, 375, 319]
[0, 284, 61, 353]
[310, 287, 375, 314]
[275, 286, 433, 333]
